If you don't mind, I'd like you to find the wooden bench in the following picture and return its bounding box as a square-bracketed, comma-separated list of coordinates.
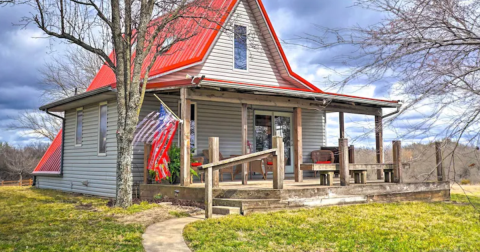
[301, 163, 369, 186]
[300, 163, 336, 186]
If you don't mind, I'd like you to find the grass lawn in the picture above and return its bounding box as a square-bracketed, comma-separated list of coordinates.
[184, 192, 480, 252]
[0, 186, 194, 251]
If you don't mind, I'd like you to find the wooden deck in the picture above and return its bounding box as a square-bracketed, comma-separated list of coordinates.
[188, 177, 387, 190]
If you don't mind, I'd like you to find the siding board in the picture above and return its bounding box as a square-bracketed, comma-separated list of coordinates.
[37, 99, 118, 198]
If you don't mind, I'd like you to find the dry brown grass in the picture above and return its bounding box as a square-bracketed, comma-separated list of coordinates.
[116, 203, 203, 226]
[450, 184, 480, 196]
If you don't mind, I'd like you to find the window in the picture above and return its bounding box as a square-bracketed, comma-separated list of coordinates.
[178, 102, 197, 154]
[98, 102, 108, 155]
[233, 25, 247, 70]
[75, 108, 83, 146]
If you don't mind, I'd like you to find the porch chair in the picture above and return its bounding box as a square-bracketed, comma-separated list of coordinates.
[311, 150, 335, 177]
[202, 149, 235, 181]
[263, 155, 289, 178]
[249, 160, 266, 179]
[190, 156, 205, 183]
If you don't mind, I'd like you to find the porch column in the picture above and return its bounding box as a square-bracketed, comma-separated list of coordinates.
[375, 115, 384, 179]
[339, 112, 345, 139]
[241, 103, 248, 185]
[393, 140, 403, 183]
[293, 107, 303, 182]
[339, 138, 349, 186]
[180, 88, 191, 186]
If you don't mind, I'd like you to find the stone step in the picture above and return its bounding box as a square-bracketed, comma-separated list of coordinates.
[213, 198, 288, 214]
[213, 189, 281, 200]
[287, 195, 368, 207]
[212, 206, 241, 215]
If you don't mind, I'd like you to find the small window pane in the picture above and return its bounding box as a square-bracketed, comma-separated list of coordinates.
[99, 104, 107, 154]
[76, 110, 83, 145]
[234, 25, 247, 70]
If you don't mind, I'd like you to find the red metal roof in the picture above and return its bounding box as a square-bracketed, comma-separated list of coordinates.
[33, 130, 62, 174]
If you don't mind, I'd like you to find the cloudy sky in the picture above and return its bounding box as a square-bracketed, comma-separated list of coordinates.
[0, 0, 419, 148]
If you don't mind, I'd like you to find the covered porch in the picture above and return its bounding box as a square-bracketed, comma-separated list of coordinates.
[143, 80, 401, 187]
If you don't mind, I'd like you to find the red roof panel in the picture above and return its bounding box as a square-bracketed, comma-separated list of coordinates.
[33, 130, 62, 174]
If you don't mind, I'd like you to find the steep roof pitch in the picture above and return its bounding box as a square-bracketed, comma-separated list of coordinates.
[88, 0, 322, 92]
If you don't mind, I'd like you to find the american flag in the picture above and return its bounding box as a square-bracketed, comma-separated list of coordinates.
[134, 104, 179, 181]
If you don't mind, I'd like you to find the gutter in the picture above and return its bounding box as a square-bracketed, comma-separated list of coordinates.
[382, 105, 401, 119]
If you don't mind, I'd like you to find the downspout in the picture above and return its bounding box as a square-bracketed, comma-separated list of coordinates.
[45, 109, 65, 176]
[382, 104, 401, 119]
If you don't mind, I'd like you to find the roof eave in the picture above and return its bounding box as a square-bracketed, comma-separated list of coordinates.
[39, 86, 117, 112]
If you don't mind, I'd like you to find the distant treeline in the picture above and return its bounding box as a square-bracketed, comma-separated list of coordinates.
[356, 140, 480, 183]
[0, 142, 48, 181]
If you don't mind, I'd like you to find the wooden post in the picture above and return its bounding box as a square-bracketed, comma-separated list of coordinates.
[339, 138, 349, 186]
[293, 107, 303, 182]
[339, 112, 345, 139]
[393, 140, 402, 183]
[29, 179, 33, 186]
[180, 88, 191, 186]
[143, 144, 151, 184]
[375, 115, 384, 180]
[205, 166, 213, 219]
[435, 142, 445, 182]
[272, 136, 284, 189]
[241, 103, 248, 185]
[209, 137, 220, 188]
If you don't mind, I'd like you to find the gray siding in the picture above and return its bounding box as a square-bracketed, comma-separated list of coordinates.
[37, 100, 118, 197]
[198, 0, 298, 89]
[302, 109, 327, 163]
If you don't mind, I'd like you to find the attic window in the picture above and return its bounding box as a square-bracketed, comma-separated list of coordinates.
[234, 25, 247, 70]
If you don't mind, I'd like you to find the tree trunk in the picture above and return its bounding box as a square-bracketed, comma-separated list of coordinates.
[116, 132, 134, 207]
[19, 174, 22, 186]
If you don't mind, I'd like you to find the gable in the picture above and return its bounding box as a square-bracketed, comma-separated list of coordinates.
[197, 0, 300, 89]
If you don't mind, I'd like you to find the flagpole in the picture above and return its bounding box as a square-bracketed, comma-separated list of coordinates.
[153, 94, 183, 123]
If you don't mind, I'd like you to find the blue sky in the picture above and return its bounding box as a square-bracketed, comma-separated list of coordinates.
[0, 0, 421, 148]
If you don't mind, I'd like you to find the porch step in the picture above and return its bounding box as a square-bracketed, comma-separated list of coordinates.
[213, 198, 288, 214]
[214, 189, 281, 200]
[287, 195, 368, 207]
[212, 206, 241, 215]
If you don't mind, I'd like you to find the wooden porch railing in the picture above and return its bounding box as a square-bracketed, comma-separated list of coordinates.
[198, 136, 285, 218]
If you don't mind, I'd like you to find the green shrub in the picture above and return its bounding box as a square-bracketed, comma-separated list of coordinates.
[460, 179, 471, 185]
[153, 193, 163, 200]
[165, 144, 197, 184]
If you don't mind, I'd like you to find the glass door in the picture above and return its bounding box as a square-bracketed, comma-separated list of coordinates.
[254, 111, 293, 173]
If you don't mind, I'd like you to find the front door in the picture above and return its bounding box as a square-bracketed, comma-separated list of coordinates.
[254, 111, 293, 173]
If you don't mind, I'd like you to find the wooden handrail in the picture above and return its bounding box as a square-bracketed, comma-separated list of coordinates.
[198, 149, 277, 172]
[204, 136, 284, 219]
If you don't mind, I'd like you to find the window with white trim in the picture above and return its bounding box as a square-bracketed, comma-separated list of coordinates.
[75, 108, 83, 146]
[98, 102, 108, 155]
[233, 25, 248, 70]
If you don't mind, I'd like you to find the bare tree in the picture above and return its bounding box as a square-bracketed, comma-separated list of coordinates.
[2, 145, 44, 184]
[40, 47, 103, 100]
[7, 48, 102, 141]
[299, 0, 480, 148]
[7, 111, 61, 141]
[2, 0, 229, 207]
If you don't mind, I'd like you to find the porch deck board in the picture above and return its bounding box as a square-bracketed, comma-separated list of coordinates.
[188, 177, 387, 190]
